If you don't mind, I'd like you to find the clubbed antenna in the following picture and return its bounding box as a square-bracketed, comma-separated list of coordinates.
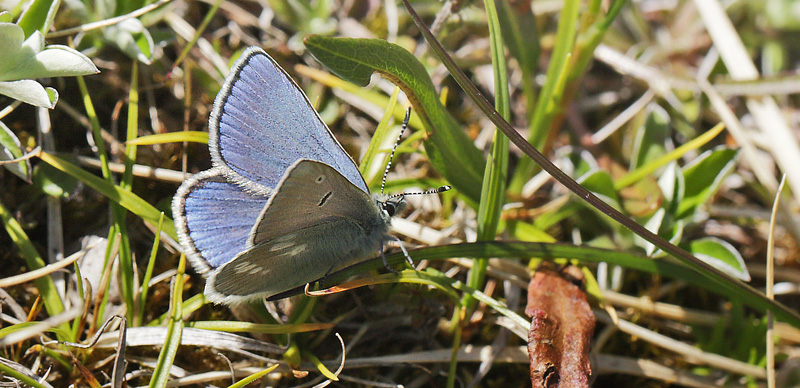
[380, 107, 412, 195]
[388, 185, 452, 200]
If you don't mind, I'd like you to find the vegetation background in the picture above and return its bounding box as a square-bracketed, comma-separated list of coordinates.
[2, 0, 800, 387]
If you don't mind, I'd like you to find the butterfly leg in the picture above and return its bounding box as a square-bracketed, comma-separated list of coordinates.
[384, 235, 413, 266]
[380, 248, 399, 274]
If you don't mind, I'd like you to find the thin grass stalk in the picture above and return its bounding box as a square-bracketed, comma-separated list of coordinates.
[136, 212, 164, 326]
[171, 0, 224, 73]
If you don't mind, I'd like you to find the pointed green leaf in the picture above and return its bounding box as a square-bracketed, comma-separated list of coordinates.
[688, 237, 750, 281]
[497, 0, 538, 82]
[578, 169, 620, 205]
[304, 35, 485, 203]
[678, 147, 740, 218]
[103, 19, 153, 64]
[631, 103, 671, 170]
[0, 79, 56, 107]
[33, 163, 78, 198]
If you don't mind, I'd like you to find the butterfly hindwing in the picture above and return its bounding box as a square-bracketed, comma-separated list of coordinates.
[204, 160, 391, 304]
[209, 47, 368, 193]
[206, 217, 380, 304]
[172, 168, 271, 272]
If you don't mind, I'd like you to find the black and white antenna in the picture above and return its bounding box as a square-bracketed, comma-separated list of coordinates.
[379, 107, 452, 201]
[387, 185, 452, 201]
[380, 108, 412, 195]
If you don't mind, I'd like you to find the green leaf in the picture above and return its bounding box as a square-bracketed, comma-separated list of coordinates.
[657, 162, 684, 213]
[635, 208, 684, 256]
[577, 169, 620, 206]
[0, 120, 31, 182]
[0, 30, 99, 81]
[496, 0, 539, 82]
[103, 18, 154, 64]
[677, 147, 740, 218]
[0, 23, 96, 107]
[304, 35, 485, 203]
[32, 163, 78, 197]
[631, 103, 671, 170]
[16, 0, 60, 38]
[0, 80, 56, 107]
[688, 237, 750, 281]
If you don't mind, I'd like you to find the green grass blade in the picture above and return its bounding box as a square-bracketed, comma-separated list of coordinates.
[148, 255, 186, 388]
[497, 0, 539, 116]
[360, 86, 400, 185]
[323, 241, 800, 328]
[0, 199, 68, 340]
[615, 123, 726, 189]
[187, 320, 333, 333]
[16, 0, 60, 37]
[38, 152, 178, 240]
[137, 212, 164, 326]
[126, 131, 209, 145]
[0, 359, 51, 388]
[170, 0, 224, 73]
[113, 60, 140, 321]
[226, 365, 279, 388]
[507, 0, 580, 193]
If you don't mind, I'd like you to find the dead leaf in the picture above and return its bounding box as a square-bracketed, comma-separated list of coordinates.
[526, 263, 595, 387]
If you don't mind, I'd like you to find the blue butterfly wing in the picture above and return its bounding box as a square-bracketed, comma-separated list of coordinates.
[208, 46, 368, 194]
[172, 168, 270, 271]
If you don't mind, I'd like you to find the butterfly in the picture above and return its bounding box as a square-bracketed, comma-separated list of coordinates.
[172, 47, 418, 305]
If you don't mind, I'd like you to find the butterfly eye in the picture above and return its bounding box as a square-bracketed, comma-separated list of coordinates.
[383, 202, 396, 217]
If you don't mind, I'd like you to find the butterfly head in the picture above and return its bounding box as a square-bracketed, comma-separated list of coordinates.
[380, 195, 406, 218]
[377, 185, 451, 221]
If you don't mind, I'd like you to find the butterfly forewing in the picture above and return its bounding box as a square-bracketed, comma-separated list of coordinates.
[249, 159, 385, 247]
[209, 47, 368, 193]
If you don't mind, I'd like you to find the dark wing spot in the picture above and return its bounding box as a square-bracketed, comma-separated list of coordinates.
[318, 191, 333, 207]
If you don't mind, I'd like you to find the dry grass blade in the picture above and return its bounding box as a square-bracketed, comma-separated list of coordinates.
[0, 301, 82, 346]
[0, 244, 90, 288]
[0, 357, 56, 388]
